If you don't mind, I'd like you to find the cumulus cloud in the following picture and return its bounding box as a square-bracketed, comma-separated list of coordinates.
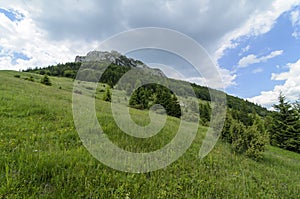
[0, 3, 98, 70]
[0, 0, 299, 88]
[249, 59, 300, 108]
[215, 0, 300, 60]
[238, 50, 283, 68]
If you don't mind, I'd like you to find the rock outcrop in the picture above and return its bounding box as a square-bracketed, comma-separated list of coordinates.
[75, 50, 166, 77]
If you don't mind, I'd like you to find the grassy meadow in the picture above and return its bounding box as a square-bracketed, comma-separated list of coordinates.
[0, 70, 300, 198]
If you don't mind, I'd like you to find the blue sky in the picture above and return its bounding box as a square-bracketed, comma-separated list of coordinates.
[0, 7, 24, 22]
[1, 0, 300, 108]
[220, 8, 300, 98]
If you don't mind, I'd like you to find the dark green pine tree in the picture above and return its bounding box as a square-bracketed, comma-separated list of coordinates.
[166, 94, 181, 118]
[221, 110, 234, 143]
[129, 86, 149, 109]
[129, 84, 181, 118]
[199, 102, 211, 124]
[270, 93, 300, 152]
[129, 88, 141, 108]
[286, 101, 300, 152]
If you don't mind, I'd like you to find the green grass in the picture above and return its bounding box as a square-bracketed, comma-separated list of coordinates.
[0, 70, 300, 198]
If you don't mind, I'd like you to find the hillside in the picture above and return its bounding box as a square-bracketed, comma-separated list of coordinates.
[1, 70, 300, 198]
[25, 50, 269, 118]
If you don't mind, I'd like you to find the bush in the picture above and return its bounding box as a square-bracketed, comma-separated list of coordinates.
[41, 75, 52, 86]
[232, 124, 268, 160]
[230, 120, 247, 153]
[64, 70, 76, 78]
[25, 75, 34, 82]
[221, 112, 234, 143]
[222, 114, 269, 160]
[74, 90, 82, 94]
[102, 88, 111, 102]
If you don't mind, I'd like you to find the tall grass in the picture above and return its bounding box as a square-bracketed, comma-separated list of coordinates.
[0, 71, 299, 198]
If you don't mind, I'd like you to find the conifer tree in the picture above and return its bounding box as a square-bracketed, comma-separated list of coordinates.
[199, 102, 211, 124]
[270, 93, 300, 152]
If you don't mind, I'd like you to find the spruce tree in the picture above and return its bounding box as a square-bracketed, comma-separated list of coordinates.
[199, 102, 211, 124]
[221, 111, 234, 143]
[270, 93, 300, 152]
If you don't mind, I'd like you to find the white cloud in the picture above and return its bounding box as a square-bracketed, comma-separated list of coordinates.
[238, 45, 250, 56]
[215, 0, 300, 61]
[238, 50, 283, 68]
[290, 9, 300, 38]
[218, 68, 237, 88]
[292, 31, 300, 38]
[0, 0, 299, 90]
[248, 59, 300, 108]
[290, 9, 300, 25]
[238, 54, 257, 68]
[185, 67, 237, 90]
[0, 5, 98, 70]
[243, 45, 250, 53]
[252, 68, 263, 74]
[147, 62, 236, 90]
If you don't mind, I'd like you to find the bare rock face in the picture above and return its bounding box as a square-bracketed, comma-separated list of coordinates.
[75, 51, 120, 63]
[75, 56, 86, 62]
[75, 50, 166, 77]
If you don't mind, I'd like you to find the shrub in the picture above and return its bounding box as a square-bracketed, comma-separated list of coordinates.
[41, 75, 52, 86]
[230, 120, 247, 153]
[244, 125, 269, 160]
[221, 112, 234, 143]
[74, 90, 82, 94]
[64, 70, 76, 78]
[102, 88, 111, 102]
[25, 75, 34, 82]
[222, 114, 269, 160]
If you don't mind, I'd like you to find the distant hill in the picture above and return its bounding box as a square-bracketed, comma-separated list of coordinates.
[24, 50, 270, 118]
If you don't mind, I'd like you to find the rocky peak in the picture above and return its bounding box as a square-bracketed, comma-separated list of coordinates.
[75, 50, 166, 77]
[75, 50, 120, 63]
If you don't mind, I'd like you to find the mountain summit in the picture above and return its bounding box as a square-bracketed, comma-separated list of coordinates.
[75, 50, 166, 77]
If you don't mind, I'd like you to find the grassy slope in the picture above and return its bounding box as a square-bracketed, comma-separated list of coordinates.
[0, 71, 299, 198]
